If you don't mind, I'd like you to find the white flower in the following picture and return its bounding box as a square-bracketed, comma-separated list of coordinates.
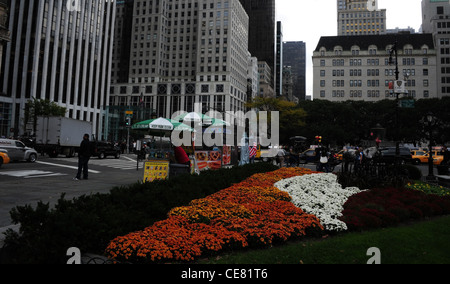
[274, 173, 366, 232]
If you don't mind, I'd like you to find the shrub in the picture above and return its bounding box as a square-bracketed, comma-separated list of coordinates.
[399, 164, 422, 181]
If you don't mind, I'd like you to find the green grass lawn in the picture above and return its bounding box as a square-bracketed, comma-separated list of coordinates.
[199, 215, 450, 264]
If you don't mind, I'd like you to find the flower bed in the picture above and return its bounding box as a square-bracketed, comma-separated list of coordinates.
[406, 181, 450, 197]
[339, 187, 450, 230]
[105, 168, 324, 263]
[275, 173, 365, 232]
[104, 167, 450, 263]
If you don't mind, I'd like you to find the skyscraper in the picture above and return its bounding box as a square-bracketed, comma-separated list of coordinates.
[422, 0, 450, 97]
[337, 0, 386, 36]
[275, 21, 283, 97]
[108, 0, 250, 141]
[0, 0, 116, 138]
[239, 0, 276, 89]
[283, 41, 306, 100]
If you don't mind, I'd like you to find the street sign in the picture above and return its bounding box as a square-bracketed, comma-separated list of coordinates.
[399, 99, 415, 109]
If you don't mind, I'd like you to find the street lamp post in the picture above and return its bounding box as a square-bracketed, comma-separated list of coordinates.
[389, 42, 401, 164]
[426, 112, 436, 182]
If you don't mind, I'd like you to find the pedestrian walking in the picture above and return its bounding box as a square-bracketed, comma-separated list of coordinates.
[317, 147, 330, 173]
[74, 134, 94, 180]
[342, 148, 353, 172]
[354, 147, 364, 172]
[276, 147, 286, 167]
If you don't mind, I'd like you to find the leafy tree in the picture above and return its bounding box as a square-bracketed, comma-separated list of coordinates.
[297, 98, 450, 147]
[246, 97, 307, 144]
[24, 98, 67, 135]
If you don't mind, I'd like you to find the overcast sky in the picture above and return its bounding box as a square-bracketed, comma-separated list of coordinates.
[276, 0, 423, 97]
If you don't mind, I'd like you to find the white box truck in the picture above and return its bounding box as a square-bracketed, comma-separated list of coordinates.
[35, 116, 93, 157]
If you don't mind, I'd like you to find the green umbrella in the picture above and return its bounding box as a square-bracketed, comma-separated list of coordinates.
[173, 112, 230, 126]
[132, 117, 195, 133]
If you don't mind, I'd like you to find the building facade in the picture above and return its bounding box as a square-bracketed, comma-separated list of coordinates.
[282, 41, 306, 100]
[275, 21, 283, 97]
[109, 0, 250, 140]
[0, 0, 10, 137]
[0, 0, 116, 138]
[337, 0, 386, 36]
[257, 61, 274, 98]
[239, 0, 276, 89]
[313, 34, 438, 101]
[282, 66, 294, 102]
[422, 0, 450, 97]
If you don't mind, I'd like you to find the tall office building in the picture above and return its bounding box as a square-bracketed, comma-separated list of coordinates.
[239, 0, 276, 89]
[108, 0, 250, 140]
[0, 0, 116, 138]
[337, 0, 386, 36]
[275, 21, 283, 97]
[283, 41, 306, 100]
[422, 0, 450, 97]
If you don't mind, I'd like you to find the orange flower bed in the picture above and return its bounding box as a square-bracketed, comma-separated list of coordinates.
[105, 167, 323, 263]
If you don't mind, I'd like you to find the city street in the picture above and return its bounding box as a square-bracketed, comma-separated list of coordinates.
[0, 154, 145, 230]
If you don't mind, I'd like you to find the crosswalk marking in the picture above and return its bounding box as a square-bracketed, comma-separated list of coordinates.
[0, 170, 67, 179]
[53, 156, 142, 171]
[37, 161, 101, 174]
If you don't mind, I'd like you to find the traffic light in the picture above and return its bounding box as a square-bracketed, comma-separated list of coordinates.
[315, 136, 322, 143]
[125, 117, 131, 127]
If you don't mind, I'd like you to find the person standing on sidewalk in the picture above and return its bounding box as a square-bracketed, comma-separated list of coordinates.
[74, 134, 93, 180]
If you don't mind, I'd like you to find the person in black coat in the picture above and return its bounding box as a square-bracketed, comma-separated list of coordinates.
[74, 134, 93, 180]
[442, 147, 450, 166]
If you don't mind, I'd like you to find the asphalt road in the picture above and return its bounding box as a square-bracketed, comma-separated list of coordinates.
[0, 154, 145, 229]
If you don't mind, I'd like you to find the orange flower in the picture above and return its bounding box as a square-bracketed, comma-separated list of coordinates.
[105, 167, 323, 263]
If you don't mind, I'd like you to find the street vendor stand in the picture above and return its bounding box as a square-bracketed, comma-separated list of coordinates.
[173, 112, 232, 172]
[132, 117, 195, 182]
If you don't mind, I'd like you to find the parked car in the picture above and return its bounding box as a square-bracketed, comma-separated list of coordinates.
[0, 138, 38, 162]
[0, 150, 11, 168]
[377, 147, 413, 164]
[95, 141, 121, 159]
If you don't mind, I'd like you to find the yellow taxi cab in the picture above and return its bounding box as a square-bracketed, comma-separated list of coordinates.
[0, 150, 11, 168]
[411, 150, 443, 165]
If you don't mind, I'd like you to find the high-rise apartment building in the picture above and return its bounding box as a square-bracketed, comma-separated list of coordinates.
[283, 41, 306, 100]
[109, 0, 250, 140]
[238, 0, 276, 89]
[337, 0, 386, 36]
[0, 0, 9, 137]
[422, 0, 450, 97]
[313, 33, 437, 101]
[0, 0, 116, 138]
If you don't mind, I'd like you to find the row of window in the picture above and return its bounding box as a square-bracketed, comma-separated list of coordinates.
[324, 58, 429, 67]
[321, 69, 429, 77]
[110, 83, 226, 95]
[320, 90, 430, 98]
[320, 79, 430, 88]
